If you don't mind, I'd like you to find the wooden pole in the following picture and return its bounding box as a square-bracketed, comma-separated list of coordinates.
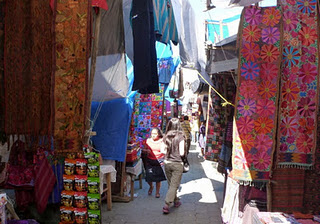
[85, 8, 102, 144]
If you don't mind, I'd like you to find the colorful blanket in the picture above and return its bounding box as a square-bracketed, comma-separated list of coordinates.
[231, 6, 282, 183]
[4, 0, 53, 135]
[53, 0, 90, 153]
[275, 0, 319, 169]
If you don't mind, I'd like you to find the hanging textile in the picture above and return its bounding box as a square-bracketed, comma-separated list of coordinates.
[131, 0, 159, 94]
[275, 0, 319, 169]
[152, 0, 178, 44]
[129, 84, 165, 145]
[206, 75, 226, 161]
[53, 0, 90, 153]
[271, 168, 305, 213]
[4, 0, 54, 135]
[231, 6, 282, 184]
[217, 105, 235, 174]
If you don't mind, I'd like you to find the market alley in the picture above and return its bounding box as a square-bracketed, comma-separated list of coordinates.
[101, 143, 225, 224]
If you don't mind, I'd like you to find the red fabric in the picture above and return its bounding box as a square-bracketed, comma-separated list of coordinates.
[145, 138, 164, 160]
[92, 0, 108, 11]
[50, 0, 54, 10]
[34, 158, 56, 213]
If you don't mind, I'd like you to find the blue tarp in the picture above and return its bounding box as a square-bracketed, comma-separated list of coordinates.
[90, 57, 135, 162]
[206, 14, 240, 43]
[91, 98, 133, 161]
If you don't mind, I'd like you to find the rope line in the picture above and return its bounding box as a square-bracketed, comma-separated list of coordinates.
[196, 70, 234, 107]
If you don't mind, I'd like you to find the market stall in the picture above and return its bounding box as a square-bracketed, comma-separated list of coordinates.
[221, 1, 320, 223]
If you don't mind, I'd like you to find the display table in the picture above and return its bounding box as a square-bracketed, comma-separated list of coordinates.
[100, 165, 117, 211]
[125, 159, 143, 201]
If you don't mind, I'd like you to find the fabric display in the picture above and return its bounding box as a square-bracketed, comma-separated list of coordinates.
[217, 108, 234, 174]
[206, 74, 235, 161]
[53, 0, 90, 153]
[4, 0, 53, 135]
[231, 6, 282, 184]
[275, 0, 319, 169]
[129, 84, 164, 144]
[206, 75, 225, 160]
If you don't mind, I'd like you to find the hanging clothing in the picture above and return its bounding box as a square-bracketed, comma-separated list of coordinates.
[158, 57, 174, 84]
[152, 0, 178, 44]
[131, 0, 159, 94]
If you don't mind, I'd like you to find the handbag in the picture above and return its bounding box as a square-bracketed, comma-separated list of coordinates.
[182, 156, 189, 173]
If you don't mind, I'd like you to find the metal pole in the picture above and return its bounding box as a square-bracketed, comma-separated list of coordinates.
[85, 8, 102, 144]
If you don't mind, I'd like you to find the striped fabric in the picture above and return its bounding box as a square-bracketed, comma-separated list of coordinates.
[152, 0, 178, 44]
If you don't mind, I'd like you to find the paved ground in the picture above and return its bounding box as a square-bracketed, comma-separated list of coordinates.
[102, 143, 225, 224]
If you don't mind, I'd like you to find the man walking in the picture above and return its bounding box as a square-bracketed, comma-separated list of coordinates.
[181, 115, 191, 154]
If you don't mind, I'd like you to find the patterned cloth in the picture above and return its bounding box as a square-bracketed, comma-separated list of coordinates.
[205, 75, 225, 160]
[34, 158, 56, 213]
[4, 0, 53, 135]
[152, 0, 178, 44]
[129, 84, 164, 143]
[275, 0, 319, 169]
[231, 6, 282, 183]
[271, 168, 305, 213]
[53, 0, 90, 153]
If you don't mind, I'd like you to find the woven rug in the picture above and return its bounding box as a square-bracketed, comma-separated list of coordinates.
[53, 0, 90, 153]
[231, 6, 282, 184]
[4, 0, 53, 135]
[275, 0, 319, 168]
[271, 168, 305, 213]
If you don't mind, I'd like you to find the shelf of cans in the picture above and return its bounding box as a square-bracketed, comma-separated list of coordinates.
[60, 145, 101, 224]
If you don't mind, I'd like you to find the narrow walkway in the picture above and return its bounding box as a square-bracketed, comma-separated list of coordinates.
[102, 143, 225, 224]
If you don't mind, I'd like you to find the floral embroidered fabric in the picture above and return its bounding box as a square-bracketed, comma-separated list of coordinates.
[231, 6, 282, 183]
[53, 0, 90, 153]
[276, 0, 319, 168]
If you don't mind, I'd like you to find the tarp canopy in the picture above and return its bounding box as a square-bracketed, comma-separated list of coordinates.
[206, 34, 238, 74]
[92, 0, 130, 102]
